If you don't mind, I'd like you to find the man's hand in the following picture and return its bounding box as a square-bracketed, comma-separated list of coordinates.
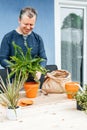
[35, 71, 41, 80]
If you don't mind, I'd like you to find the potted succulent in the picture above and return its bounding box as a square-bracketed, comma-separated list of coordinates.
[6, 41, 47, 98]
[0, 72, 27, 120]
[75, 84, 87, 111]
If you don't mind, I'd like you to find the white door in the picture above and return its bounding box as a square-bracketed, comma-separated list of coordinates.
[54, 0, 87, 86]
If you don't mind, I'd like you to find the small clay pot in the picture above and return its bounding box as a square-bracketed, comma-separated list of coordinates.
[24, 82, 40, 98]
[65, 82, 79, 99]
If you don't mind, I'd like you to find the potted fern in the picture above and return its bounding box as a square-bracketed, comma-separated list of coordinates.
[6, 41, 47, 98]
[0, 72, 27, 120]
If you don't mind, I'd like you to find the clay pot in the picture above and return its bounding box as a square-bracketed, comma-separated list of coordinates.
[65, 82, 79, 99]
[24, 82, 40, 98]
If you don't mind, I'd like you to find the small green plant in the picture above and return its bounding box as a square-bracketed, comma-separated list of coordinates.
[6, 41, 47, 82]
[75, 84, 87, 111]
[0, 72, 27, 109]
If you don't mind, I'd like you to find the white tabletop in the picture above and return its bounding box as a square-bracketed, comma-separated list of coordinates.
[0, 91, 87, 130]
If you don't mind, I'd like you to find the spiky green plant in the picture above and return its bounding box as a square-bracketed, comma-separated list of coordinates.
[0, 72, 27, 109]
[6, 41, 47, 82]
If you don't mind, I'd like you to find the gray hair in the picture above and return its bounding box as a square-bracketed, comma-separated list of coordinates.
[19, 7, 38, 19]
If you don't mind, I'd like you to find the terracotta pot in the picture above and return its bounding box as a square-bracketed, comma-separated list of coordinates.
[65, 82, 79, 99]
[24, 82, 39, 98]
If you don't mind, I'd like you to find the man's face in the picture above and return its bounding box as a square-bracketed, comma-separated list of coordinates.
[18, 14, 36, 35]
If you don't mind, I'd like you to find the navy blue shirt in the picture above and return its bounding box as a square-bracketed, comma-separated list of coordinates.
[0, 30, 47, 68]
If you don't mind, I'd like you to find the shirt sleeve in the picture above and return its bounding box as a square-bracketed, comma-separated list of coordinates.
[0, 35, 10, 68]
[38, 36, 47, 67]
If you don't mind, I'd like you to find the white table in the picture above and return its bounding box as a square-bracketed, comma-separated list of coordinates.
[0, 91, 87, 130]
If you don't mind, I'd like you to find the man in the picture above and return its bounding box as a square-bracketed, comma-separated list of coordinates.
[0, 7, 47, 80]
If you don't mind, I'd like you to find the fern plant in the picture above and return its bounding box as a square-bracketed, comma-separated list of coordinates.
[6, 41, 47, 82]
